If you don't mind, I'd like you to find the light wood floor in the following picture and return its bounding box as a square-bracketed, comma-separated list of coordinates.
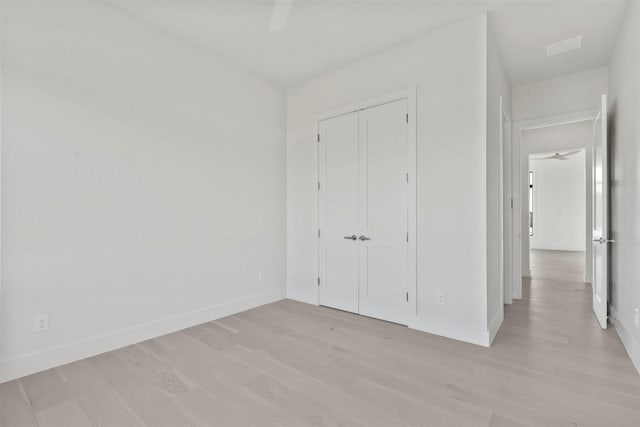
[530, 249, 586, 281]
[2, 265, 640, 426]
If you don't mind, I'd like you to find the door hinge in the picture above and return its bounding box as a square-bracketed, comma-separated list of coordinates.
[406, 113, 408, 123]
[405, 173, 409, 183]
[510, 198, 514, 209]
[406, 292, 409, 302]
[317, 134, 320, 142]
[318, 229, 321, 238]
[406, 233, 409, 242]
[317, 277, 321, 286]
[318, 181, 321, 191]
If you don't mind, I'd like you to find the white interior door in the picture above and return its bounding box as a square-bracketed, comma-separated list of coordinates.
[357, 99, 409, 325]
[318, 112, 359, 313]
[592, 94, 609, 329]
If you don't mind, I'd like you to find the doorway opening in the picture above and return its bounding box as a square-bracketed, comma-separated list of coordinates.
[527, 149, 587, 282]
[508, 96, 609, 329]
[508, 112, 597, 301]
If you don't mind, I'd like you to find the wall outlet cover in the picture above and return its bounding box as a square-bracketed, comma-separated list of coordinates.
[34, 314, 49, 333]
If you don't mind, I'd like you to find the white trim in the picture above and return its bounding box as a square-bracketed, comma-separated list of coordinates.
[510, 109, 598, 299]
[313, 88, 417, 124]
[0, 289, 285, 383]
[498, 96, 505, 307]
[610, 306, 640, 375]
[511, 120, 522, 299]
[409, 317, 492, 347]
[312, 87, 418, 317]
[513, 109, 598, 130]
[312, 117, 320, 306]
[488, 309, 504, 345]
[500, 97, 512, 306]
[407, 89, 418, 318]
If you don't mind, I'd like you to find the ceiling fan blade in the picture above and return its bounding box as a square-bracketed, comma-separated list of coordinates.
[269, 0, 293, 32]
[533, 150, 582, 160]
[561, 150, 582, 157]
[532, 154, 559, 160]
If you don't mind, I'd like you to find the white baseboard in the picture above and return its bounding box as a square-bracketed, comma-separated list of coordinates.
[0, 288, 285, 384]
[610, 305, 640, 375]
[286, 286, 318, 306]
[409, 316, 491, 347]
[488, 309, 504, 345]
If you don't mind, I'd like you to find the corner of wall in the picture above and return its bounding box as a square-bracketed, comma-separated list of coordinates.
[611, 306, 640, 375]
[488, 308, 504, 345]
[409, 318, 492, 348]
[480, 10, 490, 332]
[607, 0, 640, 377]
[0, 0, 4, 376]
[286, 283, 316, 306]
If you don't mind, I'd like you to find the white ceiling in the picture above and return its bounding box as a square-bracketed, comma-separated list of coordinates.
[119, 0, 628, 87]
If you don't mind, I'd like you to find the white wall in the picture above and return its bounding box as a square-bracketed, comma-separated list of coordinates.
[486, 19, 511, 340]
[519, 122, 593, 277]
[287, 14, 494, 345]
[0, 2, 286, 382]
[608, 0, 640, 374]
[512, 67, 608, 122]
[529, 151, 586, 251]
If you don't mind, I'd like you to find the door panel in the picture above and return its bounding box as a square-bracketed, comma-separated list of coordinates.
[318, 112, 359, 313]
[358, 99, 409, 325]
[323, 243, 359, 312]
[592, 94, 609, 329]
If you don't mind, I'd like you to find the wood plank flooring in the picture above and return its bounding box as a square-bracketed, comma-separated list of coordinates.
[529, 249, 586, 281]
[2, 253, 640, 426]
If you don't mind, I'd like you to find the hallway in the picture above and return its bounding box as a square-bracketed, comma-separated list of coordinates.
[498, 250, 640, 425]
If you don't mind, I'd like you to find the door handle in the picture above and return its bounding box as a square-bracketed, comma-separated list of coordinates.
[358, 235, 371, 241]
[592, 237, 615, 244]
[344, 235, 357, 241]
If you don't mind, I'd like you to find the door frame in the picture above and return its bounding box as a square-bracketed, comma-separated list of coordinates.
[500, 97, 512, 304]
[510, 109, 597, 299]
[312, 87, 417, 317]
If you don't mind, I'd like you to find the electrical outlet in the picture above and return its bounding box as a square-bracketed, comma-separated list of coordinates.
[634, 308, 639, 327]
[34, 315, 49, 333]
[436, 292, 445, 305]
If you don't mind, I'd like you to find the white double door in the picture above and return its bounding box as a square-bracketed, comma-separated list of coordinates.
[318, 99, 409, 325]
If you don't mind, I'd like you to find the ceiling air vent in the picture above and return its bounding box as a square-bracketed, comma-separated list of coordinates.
[546, 36, 583, 56]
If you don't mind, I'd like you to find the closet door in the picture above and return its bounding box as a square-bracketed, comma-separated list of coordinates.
[358, 99, 409, 325]
[318, 112, 360, 313]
